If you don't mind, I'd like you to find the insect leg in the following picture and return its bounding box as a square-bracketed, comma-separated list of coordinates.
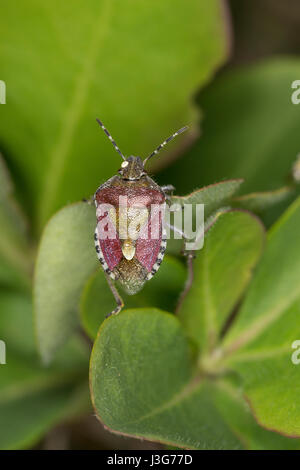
[104, 272, 124, 318]
[166, 222, 196, 313]
[175, 252, 195, 313]
[161, 184, 175, 194]
[161, 184, 175, 203]
[82, 196, 95, 205]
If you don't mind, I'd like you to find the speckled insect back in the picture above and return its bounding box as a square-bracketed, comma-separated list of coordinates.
[93, 119, 188, 317]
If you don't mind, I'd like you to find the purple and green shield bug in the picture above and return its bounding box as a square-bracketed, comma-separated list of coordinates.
[93, 119, 189, 317]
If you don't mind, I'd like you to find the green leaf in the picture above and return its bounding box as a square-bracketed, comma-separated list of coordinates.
[81, 255, 186, 339]
[90, 309, 243, 449]
[171, 179, 243, 217]
[178, 210, 265, 351]
[0, 293, 36, 358]
[0, 292, 90, 449]
[166, 179, 244, 255]
[34, 202, 97, 363]
[1, 291, 89, 367]
[221, 196, 300, 436]
[231, 186, 295, 215]
[0, 155, 31, 288]
[231, 186, 298, 228]
[0, 382, 89, 450]
[90, 309, 299, 449]
[0, 0, 229, 231]
[0, 154, 27, 237]
[159, 58, 300, 222]
[212, 379, 300, 450]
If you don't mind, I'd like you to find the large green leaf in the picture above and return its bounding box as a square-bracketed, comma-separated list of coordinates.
[221, 196, 300, 436]
[0, 292, 90, 449]
[0, 0, 229, 231]
[34, 202, 97, 363]
[90, 309, 242, 449]
[90, 309, 299, 449]
[81, 255, 186, 339]
[178, 210, 265, 352]
[158, 58, 300, 222]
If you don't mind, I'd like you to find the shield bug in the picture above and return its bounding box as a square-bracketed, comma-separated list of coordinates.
[93, 119, 188, 317]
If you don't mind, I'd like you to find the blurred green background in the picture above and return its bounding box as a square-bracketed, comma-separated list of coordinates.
[1, 0, 300, 449]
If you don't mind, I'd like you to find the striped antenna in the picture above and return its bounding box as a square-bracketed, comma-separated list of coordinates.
[96, 119, 126, 161]
[143, 126, 189, 165]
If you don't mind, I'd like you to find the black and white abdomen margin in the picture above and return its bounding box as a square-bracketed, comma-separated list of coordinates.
[146, 228, 167, 280]
[94, 227, 116, 280]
